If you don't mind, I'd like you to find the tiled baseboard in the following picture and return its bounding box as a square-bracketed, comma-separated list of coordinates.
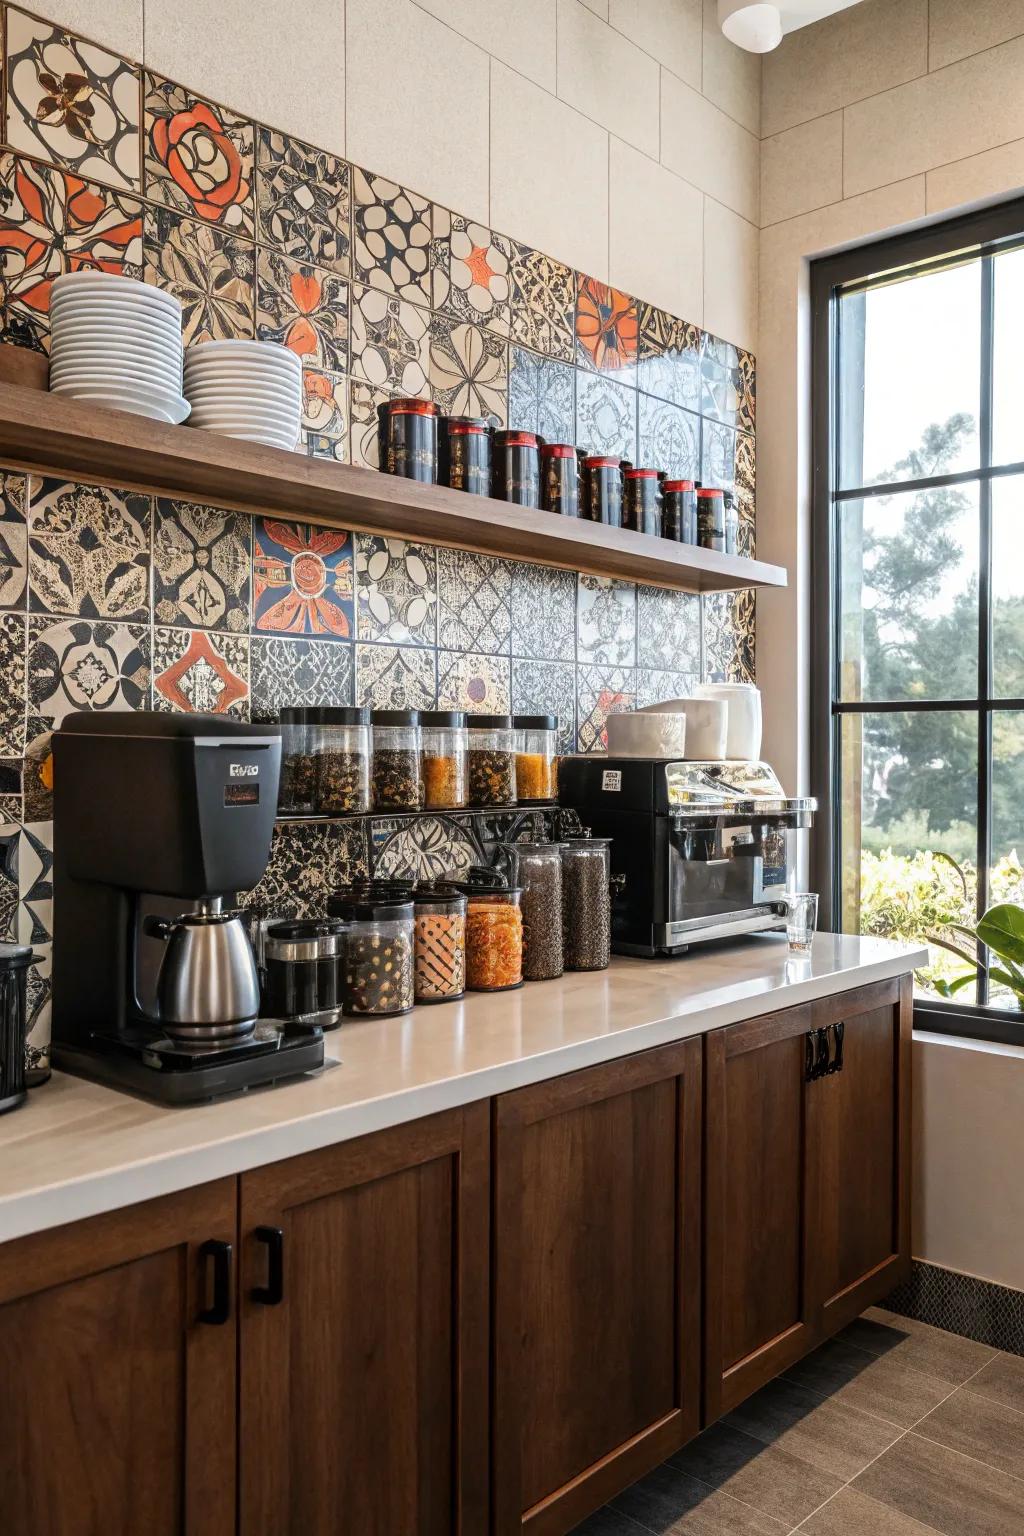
[885, 1258, 1024, 1358]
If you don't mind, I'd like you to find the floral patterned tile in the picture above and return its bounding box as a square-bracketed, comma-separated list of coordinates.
[18, 817, 52, 948]
[577, 574, 636, 667]
[349, 380, 390, 469]
[638, 394, 700, 479]
[436, 548, 511, 655]
[144, 204, 254, 343]
[250, 635, 354, 720]
[23, 726, 51, 821]
[429, 316, 507, 425]
[507, 346, 574, 442]
[702, 590, 755, 685]
[431, 209, 511, 337]
[153, 498, 251, 632]
[701, 334, 742, 426]
[437, 650, 510, 711]
[28, 478, 150, 621]
[349, 283, 429, 395]
[5, 8, 141, 191]
[508, 239, 574, 362]
[0, 152, 63, 350]
[355, 535, 437, 646]
[511, 658, 576, 754]
[637, 585, 701, 673]
[256, 127, 350, 275]
[738, 348, 755, 434]
[701, 418, 737, 493]
[575, 369, 636, 460]
[577, 664, 637, 753]
[27, 616, 149, 727]
[62, 172, 143, 274]
[509, 561, 575, 662]
[637, 303, 702, 412]
[575, 274, 638, 379]
[0, 615, 27, 755]
[368, 812, 480, 885]
[355, 642, 436, 709]
[351, 167, 431, 306]
[0, 472, 27, 611]
[25, 935, 51, 1078]
[143, 73, 253, 234]
[252, 517, 354, 639]
[256, 248, 347, 370]
[636, 668, 699, 709]
[152, 626, 249, 715]
[0, 823, 18, 942]
[301, 368, 349, 462]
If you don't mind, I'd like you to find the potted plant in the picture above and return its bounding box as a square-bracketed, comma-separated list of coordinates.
[927, 855, 1024, 1006]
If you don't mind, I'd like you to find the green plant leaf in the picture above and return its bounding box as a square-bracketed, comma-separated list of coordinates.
[934, 851, 969, 899]
[987, 967, 1024, 1004]
[926, 932, 979, 965]
[977, 904, 1024, 966]
[932, 972, 977, 997]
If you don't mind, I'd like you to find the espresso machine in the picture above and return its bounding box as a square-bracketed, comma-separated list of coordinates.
[52, 711, 324, 1103]
[558, 756, 816, 956]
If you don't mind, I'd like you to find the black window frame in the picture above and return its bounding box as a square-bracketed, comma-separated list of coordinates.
[811, 196, 1024, 1049]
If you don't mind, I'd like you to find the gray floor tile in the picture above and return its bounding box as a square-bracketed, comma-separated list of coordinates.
[783, 1337, 953, 1429]
[838, 1309, 997, 1388]
[798, 1485, 946, 1534]
[968, 1353, 1024, 1415]
[853, 1430, 1024, 1536]
[723, 1376, 902, 1483]
[611, 1462, 791, 1534]
[669, 1421, 840, 1528]
[571, 1506, 651, 1535]
[915, 1388, 1024, 1480]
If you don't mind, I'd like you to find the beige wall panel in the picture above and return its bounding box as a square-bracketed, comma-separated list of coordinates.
[761, 111, 843, 228]
[702, 195, 757, 352]
[929, 0, 1024, 72]
[662, 70, 759, 223]
[556, 0, 660, 158]
[411, 0, 558, 91]
[701, 0, 761, 135]
[609, 138, 703, 321]
[608, 0, 702, 91]
[38, 0, 142, 58]
[927, 138, 1024, 215]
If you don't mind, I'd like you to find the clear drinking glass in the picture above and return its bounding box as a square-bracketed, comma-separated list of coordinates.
[785, 893, 819, 954]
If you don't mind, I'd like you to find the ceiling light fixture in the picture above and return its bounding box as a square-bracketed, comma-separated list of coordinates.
[717, 0, 784, 52]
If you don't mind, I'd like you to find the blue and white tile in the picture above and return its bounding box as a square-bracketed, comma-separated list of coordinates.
[575, 370, 637, 461]
[509, 561, 575, 662]
[637, 585, 702, 673]
[436, 650, 510, 711]
[577, 575, 636, 667]
[507, 346, 575, 442]
[638, 394, 700, 480]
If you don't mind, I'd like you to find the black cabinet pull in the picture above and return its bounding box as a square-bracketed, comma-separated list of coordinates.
[804, 1031, 817, 1082]
[832, 1020, 845, 1074]
[252, 1225, 284, 1305]
[814, 1026, 831, 1080]
[198, 1239, 232, 1325]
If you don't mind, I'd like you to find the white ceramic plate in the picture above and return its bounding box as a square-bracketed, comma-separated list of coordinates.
[51, 336, 183, 365]
[184, 384, 301, 407]
[51, 272, 181, 312]
[51, 346, 184, 374]
[49, 382, 191, 424]
[184, 360, 301, 384]
[50, 302, 184, 335]
[189, 412, 301, 433]
[187, 338, 299, 363]
[49, 367, 184, 392]
[192, 424, 298, 448]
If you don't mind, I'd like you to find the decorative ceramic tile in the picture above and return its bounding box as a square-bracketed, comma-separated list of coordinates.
[0, 615, 26, 755]
[575, 274, 638, 378]
[429, 316, 507, 425]
[638, 394, 700, 480]
[436, 549, 511, 655]
[701, 418, 737, 493]
[738, 348, 755, 434]
[355, 535, 437, 646]
[250, 635, 353, 720]
[253, 518, 354, 639]
[511, 658, 576, 754]
[22, 727, 51, 821]
[735, 427, 755, 524]
[5, 8, 141, 191]
[637, 585, 702, 674]
[256, 249, 347, 370]
[0, 153, 63, 350]
[256, 128, 350, 274]
[301, 368, 348, 461]
[349, 380, 390, 469]
[355, 642, 436, 709]
[239, 820, 368, 921]
[508, 239, 574, 362]
[0, 823, 19, 940]
[436, 650, 510, 711]
[27, 616, 149, 727]
[152, 626, 249, 715]
[144, 204, 254, 343]
[702, 590, 755, 684]
[0, 793, 20, 826]
[351, 167, 431, 306]
[0, 472, 27, 610]
[576, 664, 637, 753]
[577, 575, 637, 667]
[509, 561, 575, 661]
[143, 73, 253, 234]
[636, 668, 699, 709]
[18, 818, 51, 947]
[507, 346, 574, 442]
[28, 478, 150, 620]
[369, 812, 480, 884]
[25, 937, 51, 1077]
[153, 498, 251, 632]
[350, 284, 429, 394]
[637, 303, 702, 412]
[701, 334, 742, 425]
[885, 1259, 1024, 1358]
[431, 209, 511, 336]
[62, 173, 143, 275]
[575, 369, 637, 460]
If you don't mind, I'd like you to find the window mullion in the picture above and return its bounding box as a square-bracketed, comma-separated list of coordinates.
[977, 255, 995, 1004]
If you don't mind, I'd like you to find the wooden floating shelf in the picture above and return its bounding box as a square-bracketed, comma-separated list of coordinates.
[0, 382, 786, 595]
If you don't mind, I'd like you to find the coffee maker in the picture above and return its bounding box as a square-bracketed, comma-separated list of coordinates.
[52, 711, 324, 1103]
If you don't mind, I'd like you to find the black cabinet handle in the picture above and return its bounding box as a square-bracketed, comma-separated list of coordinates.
[198, 1239, 232, 1325]
[804, 1030, 817, 1082]
[814, 1026, 831, 1080]
[252, 1225, 284, 1306]
[832, 1020, 845, 1074]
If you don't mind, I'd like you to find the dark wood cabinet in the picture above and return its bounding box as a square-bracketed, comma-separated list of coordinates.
[492, 1038, 703, 1536]
[237, 1103, 489, 1536]
[0, 1178, 237, 1536]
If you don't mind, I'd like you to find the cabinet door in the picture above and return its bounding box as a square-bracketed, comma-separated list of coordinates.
[0, 1179, 238, 1536]
[492, 1038, 702, 1536]
[238, 1103, 489, 1536]
[807, 976, 912, 1336]
[704, 1004, 817, 1421]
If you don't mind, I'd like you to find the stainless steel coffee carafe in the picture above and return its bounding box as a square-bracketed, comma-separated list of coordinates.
[144, 898, 260, 1040]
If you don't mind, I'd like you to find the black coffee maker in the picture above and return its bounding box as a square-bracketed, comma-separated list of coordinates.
[52, 711, 324, 1103]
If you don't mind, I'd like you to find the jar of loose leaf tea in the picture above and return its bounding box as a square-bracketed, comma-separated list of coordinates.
[371, 709, 423, 811]
[413, 883, 467, 1003]
[461, 880, 523, 992]
[420, 709, 468, 810]
[540, 442, 580, 516]
[379, 397, 439, 483]
[517, 843, 564, 981]
[662, 480, 697, 544]
[492, 429, 540, 507]
[697, 487, 726, 552]
[467, 714, 516, 807]
[443, 416, 492, 496]
[331, 889, 415, 1018]
[623, 467, 661, 536]
[561, 837, 611, 972]
[582, 455, 623, 527]
[513, 714, 557, 803]
[315, 706, 370, 815]
[278, 707, 319, 815]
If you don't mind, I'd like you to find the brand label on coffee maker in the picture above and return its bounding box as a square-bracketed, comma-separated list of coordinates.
[229, 762, 259, 777]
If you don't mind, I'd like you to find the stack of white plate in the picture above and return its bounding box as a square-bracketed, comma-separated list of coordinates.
[183, 340, 302, 450]
[49, 271, 189, 424]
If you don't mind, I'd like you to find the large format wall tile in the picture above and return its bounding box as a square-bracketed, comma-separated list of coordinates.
[28, 479, 150, 621]
[143, 73, 254, 234]
[661, 71, 759, 225]
[703, 197, 757, 355]
[609, 139, 703, 327]
[761, 112, 843, 228]
[556, 0, 660, 158]
[700, 0, 760, 136]
[609, 0, 702, 92]
[411, 0, 557, 92]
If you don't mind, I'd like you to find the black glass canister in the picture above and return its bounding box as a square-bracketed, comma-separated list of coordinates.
[263, 919, 344, 1029]
[582, 455, 623, 526]
[540, 442, 580, 516]
[697, 487, 727, 552]
[443, 416, 492, 495]
[493, 429, 541, 507]
[378, 397, 439, 483]
[662, 479, 698, 544]
[622, 467, 661, 535]
[0, 943, 34, 1112]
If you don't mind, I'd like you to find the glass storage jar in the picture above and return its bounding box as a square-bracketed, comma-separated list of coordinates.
[622, 467, 661, 535]
[662, 480, 697, 544]
[443, 416, 491, 495]
[331, 889, 415, 1017]
[315, 706, 370, 815]
[420, 710, 468, 810]
[492, 429, 540, 507]
[582, 455, 623, 526]
[540, 443, 580, 516]
[379, 397, 439, 482]
[517, 843, 564, 981]
[561, 838, 612, 972]
[463, 885, 523, 992]
[514, 714, 557, 803]
[413, 884, 467, 1003]
[278, 707, 319, 814]
[263, 918, 345, 1028]
[467, 714, 516, 807]
[371, 709, 423, 811]
[697, 487, 726, 552]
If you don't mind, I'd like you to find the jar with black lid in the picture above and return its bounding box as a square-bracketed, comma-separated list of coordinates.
[493, 429, 540, 507]
[514, 713, 557, 803]
[623, 467, 661, 536]
[263, 918, 345, 1029]
[468, 713, 517, 807]
[662, 480, 698, 544]
[329, 886, 415, 1018]
[582, 455, 623, 527]
[697, 487, 726, 552]
[540, 443, 580, 516]
[413, 883, 467, 1003]
[278, 707, 319, 814]
[0, 942, 35, 1111]
[371, 709, 423, 811]
[379, 397, 439, 483]
[723, 492, 740, 556]
[315, 706, 370, 815]
[443, 415, 491, 496]
[421, 709, 468, 810]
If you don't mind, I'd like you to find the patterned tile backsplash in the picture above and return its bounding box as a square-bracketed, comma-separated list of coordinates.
[0, 3, 756, 1074]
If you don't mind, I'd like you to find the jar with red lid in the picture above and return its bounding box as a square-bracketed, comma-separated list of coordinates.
[582, 455, 622, 527]
[378, 397, 439, 483]
[622, 467, 661, 536]
[540, 442, 580, 516]
[662, 480, 697, 544]
[493, 429, 540, 507]
[443, 415, 491, 496]
[697, 487, 726, 552]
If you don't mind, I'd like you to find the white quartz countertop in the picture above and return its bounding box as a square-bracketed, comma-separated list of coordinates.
[0, 932, 926, 1245]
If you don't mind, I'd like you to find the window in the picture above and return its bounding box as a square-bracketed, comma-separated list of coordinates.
[811, 200, 1024, 1046]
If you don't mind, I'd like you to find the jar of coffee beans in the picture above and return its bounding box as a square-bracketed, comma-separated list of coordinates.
[561, 837, 611, 971]
[467, 714, 516, 807]
[315, 706, 370, 815]
[421, 709, 468, 810]
[517, 843, 564, 981]
[413, 883, 467, 1003]
[330, 887, 415, 1017]
[371, 709, 424, 811]
[278, 707, 319, 815]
